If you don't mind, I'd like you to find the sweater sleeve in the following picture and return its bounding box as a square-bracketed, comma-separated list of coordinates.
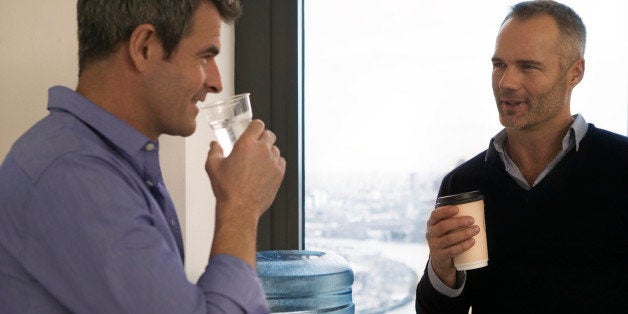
[415, 263, 469, 314]
[416, 162, 479, 313]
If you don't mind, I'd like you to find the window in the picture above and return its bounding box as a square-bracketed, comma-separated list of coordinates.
[236, 1, 628, 313]
[302, 1, 627, 313]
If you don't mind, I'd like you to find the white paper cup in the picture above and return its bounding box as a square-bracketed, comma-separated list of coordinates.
[436, 191, 488, 271]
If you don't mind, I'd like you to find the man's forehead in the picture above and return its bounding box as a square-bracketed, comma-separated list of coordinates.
[500, 14, 559, 36]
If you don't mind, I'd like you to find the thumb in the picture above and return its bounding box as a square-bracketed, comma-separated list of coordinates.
[205, 141, 224, 193]
[208, 141, 224, 160]
[206, 141, 224, 176]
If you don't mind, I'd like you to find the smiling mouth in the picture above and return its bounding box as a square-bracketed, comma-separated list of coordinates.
[189, 99, 201, 114]
[501, 100, 523, 106]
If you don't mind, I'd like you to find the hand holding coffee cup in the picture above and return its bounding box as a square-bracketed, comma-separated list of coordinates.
[435, 191, 488, 271]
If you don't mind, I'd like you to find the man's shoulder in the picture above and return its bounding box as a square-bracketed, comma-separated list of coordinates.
[447, 150, 489, 176]
[582, 125, 628, 163]
[6, 112, 106, 181]
[586, 124, 628, 147]
[437, 150, 491, 195]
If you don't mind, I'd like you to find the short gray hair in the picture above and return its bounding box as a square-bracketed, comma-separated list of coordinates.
[503, 0, 586, 63]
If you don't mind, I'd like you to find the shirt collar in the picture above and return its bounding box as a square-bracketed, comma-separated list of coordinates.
[570, 113, 588, 151]
[47, 86, 158, 161]
[486, 114, 589, 162]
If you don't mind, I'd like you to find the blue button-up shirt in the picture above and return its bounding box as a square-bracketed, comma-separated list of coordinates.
[0, 86, 269, 313]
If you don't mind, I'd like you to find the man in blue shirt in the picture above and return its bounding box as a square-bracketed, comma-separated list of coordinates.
[0, 0, 285, 313]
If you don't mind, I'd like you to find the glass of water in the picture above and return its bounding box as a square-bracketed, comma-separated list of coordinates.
[198, 93, 252, 156]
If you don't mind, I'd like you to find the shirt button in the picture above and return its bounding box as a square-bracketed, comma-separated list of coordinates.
[146, 180, 154, 187]
[145, 143, 156, 151]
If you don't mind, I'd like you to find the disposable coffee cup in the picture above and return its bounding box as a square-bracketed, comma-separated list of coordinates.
[436, 191, 488, 271]
[198, 93, 252, 156]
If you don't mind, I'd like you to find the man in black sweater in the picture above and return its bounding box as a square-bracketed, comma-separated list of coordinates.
[416, 1, 628, 313]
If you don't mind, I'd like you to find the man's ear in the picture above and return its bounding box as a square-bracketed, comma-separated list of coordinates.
[128, 24, 161, 72]
[569, 58, 585, 87]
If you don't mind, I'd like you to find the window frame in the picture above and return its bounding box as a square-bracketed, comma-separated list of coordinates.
[235, 0, 302, 250]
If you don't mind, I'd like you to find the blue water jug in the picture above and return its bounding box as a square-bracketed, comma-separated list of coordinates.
[257, 250, 355, 313]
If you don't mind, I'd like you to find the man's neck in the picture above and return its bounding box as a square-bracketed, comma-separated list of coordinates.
[76, 57, 154, 140]
[505, 115, 574, 186]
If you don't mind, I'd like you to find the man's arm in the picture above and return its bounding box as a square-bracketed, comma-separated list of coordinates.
[416, 202, 477, 313]
[425, 205, 478, 287]
[416, 262, 469, 314]
[205, 119, 286, 268]
[23, 148, 276, 313]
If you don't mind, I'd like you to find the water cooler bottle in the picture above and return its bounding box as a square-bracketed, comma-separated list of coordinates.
[257, 250, 355, 313]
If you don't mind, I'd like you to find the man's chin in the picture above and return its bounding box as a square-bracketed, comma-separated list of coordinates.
[182, 124, 197, 137]
[499, 115, 527, 130]
[165, 123, 197, 138]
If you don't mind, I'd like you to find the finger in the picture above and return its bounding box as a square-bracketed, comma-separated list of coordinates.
[435, 238, 476, 261]
[205, 141, 224, 175]
[241, 119, 265, 139]
[277, 156, 287, 174]
[208, 141, 224, 159]
[259, 129, 277, 144]
[428, 215, 475, 239]
[430, 225, 480, 251]
[271, 145, 280, 158]
[207, 141, 224, 168]
[427, 205, 459, 227]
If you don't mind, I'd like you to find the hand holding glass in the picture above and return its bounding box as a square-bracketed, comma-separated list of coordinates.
[198, 93, 252, 156]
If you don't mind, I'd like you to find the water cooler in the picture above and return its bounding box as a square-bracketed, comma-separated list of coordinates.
[257, 250, 355, 313]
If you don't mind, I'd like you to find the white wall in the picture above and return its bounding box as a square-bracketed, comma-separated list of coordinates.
[0, 0, 233, 282]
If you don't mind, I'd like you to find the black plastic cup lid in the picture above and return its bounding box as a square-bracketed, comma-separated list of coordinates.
[435, 190, 483, 207]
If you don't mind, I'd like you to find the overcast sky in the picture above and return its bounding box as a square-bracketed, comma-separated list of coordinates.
[303, 0, 628, 175]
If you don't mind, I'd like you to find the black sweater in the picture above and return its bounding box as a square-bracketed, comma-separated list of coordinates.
[416, 125, 628, 314]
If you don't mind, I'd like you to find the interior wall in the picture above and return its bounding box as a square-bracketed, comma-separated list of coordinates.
[0, 1, 78, 159]
[0, 0, 231, 282]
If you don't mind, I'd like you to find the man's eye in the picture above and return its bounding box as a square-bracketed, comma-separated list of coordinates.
[200, 56, 213, 65]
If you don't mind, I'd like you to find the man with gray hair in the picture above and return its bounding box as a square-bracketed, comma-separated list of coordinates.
[0, 0, 284, 313]
[416, 1, 627, 312]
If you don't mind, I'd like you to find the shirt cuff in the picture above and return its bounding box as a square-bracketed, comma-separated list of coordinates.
[427, 259, 466, 297]
[197, 254, 269, 313]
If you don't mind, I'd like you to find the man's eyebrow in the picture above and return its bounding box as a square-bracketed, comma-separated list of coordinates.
[200, 46, 220, 56]
[515, 59, 544, 67]
[491, 57, 544, 67]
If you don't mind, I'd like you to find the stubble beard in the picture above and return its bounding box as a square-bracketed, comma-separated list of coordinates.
[496, 76, 569, 131]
